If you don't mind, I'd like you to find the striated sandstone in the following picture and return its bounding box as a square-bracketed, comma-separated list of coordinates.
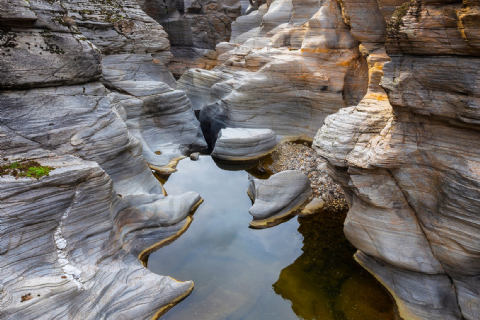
[179, 0, 369, 144]
[60, 0, 208, 172]
[0, 0, 204, 318]
[0, 156, 194, 319]
[139, 0, 241, 78]
[314, 0, 480, 318]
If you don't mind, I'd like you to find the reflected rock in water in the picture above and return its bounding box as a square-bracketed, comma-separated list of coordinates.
[356, 252, 462, 320]
[273, 211, 397, 320]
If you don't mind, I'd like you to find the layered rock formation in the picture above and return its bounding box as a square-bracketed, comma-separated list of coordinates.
[138, 0, 249, 78]
[59, 0, 208, 172]
[178, 0, 369, 144]
[314, 0, 480, 319]
[0, 0, 204, 318]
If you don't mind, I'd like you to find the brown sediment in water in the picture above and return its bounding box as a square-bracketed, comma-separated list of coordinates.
[273, 210, 397, 320]
[139, 199, 204, 264]
[151, 280, 195, 320]
[249, 199, 309, 229]
[354, 253, 407, 320]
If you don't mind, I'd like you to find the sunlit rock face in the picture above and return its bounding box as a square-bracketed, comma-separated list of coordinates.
[314, 0, 480, 319]
[0, 0, 201, 318]
[138, 0, 248, 78]
[177, 0, 369, 143]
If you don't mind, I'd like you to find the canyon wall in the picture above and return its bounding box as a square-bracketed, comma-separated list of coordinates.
[2, 0, 480, 319]
[313, 0, 480, 319]
[174, 0, 480, 318]
[0, 0, 204, 318]
[177, 0, 370, 145]
[138, 0, 249, 78]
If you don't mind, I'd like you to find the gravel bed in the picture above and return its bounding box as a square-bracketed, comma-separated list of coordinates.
[260, 141, 348, 213]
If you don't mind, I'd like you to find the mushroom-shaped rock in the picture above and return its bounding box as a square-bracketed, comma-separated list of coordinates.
[211, 128, 278, 161]
[248, 170, 312, 228]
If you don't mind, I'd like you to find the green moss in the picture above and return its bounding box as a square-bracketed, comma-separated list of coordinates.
[387, 2, 410, 32]
[0, 160, 55, 180]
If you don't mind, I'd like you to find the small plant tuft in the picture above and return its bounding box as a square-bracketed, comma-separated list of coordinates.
[0, 160, 55, 180]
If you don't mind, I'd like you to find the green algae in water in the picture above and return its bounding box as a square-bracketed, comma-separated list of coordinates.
[147, 156, 396, 320]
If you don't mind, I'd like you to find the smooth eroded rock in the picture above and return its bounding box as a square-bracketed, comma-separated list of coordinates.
[211, 127, 277, 161]
[248, 170, 312, 228]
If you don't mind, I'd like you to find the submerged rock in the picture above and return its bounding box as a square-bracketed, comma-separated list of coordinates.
[211, 128, 277, 161]
[248, 170, 312, 228]
[190, 152, 201, 161]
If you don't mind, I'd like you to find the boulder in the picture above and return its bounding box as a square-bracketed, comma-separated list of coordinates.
[248, 170, 312, 228]
[211, 128, 278, 161]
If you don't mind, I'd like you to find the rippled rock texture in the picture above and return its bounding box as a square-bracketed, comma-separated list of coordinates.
[0, 157, 194, 319]
[63, 0, 208, 171]
[0, 0, 203, 318]
[178, 0, 369, 142]
[314, 0, 480, 319]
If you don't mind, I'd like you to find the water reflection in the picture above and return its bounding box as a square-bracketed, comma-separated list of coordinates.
[147, 156, 395, 320]
[274, 212, 396, 320]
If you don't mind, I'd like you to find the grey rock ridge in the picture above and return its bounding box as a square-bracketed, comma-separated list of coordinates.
[313, 0, 480, 319]
[211, 127, 278, 161]
[247, 170, 312, 228]
[0, 0, 204, 318]
[63, 0, 208, 173]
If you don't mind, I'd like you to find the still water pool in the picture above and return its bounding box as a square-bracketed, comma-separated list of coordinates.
[147, 156, 396, 320]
